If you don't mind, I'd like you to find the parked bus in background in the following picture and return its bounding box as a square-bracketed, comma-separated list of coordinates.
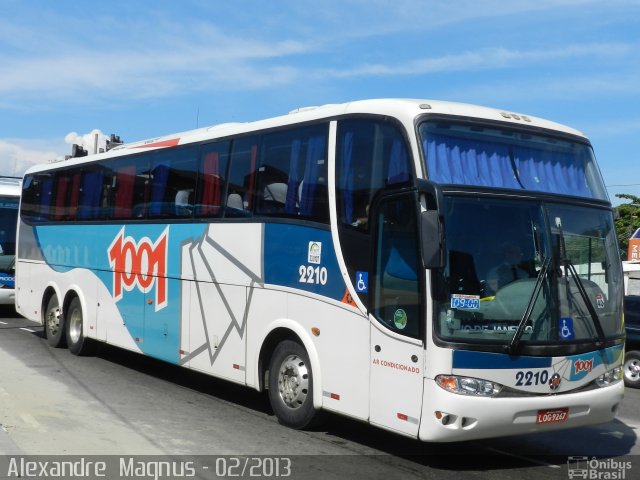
[15, 99, 624, 441]
[0, 176, 21, 306]
[622, 261, 640, 388]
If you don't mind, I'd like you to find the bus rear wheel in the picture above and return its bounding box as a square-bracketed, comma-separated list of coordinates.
[268, 340, 319, 429]
[45, 294, 66, 348]
[65, 297, 95, 356]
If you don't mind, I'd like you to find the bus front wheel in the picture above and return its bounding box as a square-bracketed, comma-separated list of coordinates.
[268, 340, 319, 429]
[65, 297, 95, 356]
[45, 294, 66, 348]
[624, 351, 640, 388]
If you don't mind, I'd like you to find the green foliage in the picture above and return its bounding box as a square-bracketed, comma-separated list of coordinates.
[614, 193, 640, 260]
[565, 236, 605, 265]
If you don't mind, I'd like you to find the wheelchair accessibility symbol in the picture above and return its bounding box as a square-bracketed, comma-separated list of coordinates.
[559, 317, 575, 340]
[355, 271, 368, 293]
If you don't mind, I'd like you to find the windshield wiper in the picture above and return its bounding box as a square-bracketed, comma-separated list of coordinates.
[505, 255, 552, 355]
[563, 258, 606, 347]
[555, 217, 606, 348]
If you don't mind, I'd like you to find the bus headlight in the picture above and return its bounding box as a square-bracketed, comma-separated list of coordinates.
[595, 367, 623, 387]
[436, 375, 502, 397]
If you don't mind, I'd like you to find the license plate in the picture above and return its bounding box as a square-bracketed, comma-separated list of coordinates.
[536, 408, 569, 424]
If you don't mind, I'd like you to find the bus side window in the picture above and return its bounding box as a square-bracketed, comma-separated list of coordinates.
[296, 130, 329, 223]
[148, 146, 198, 219]
[255, 132, 290, 216]
[113, 165, 136, 219]
[336, 118, 414, 307]
[255, 124, 329, 223]
[53, 174, 69, 221]
[195, 141, 230, 218]
[148, 159, 170, 218]
[51, 169, 81, 221]
[337, 120, 412, 231]
[226, 136, 258, 218]
[21, 173, 53, 222]
[372, 193, 421, 338]
[78, 166, 111, 220]
[111, 155, 150, 220]
[20, 175, 37, 221]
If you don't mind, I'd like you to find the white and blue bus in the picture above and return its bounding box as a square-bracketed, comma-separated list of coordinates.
[0, 176, 21, 305]
[16, 99, 624, 441]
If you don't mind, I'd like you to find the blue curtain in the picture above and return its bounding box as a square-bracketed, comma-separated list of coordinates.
[149, 164, 170, 215]
[340, 131, 355, 224]
[513, 146, 592, 197]
[40, 178, 53, 220]
[285, 139, 302, 214]
[424, 134, 519, 189]
[41, 179, 53, 205]
[78, 172, 103, 219]
[424, 134, 594, 197]
[387, 138, 410, 184]
[299, 135, 326, 217]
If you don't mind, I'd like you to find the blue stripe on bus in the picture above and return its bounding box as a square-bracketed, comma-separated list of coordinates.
[568, 345, 624, 381]
[452, 350, 552, 369]
[453, 344, 623, 371]
[32, 222, 349, 365]
[263, 223, 346, 302]
[0, 273, 14, 288]
[34, 223, 208, 365]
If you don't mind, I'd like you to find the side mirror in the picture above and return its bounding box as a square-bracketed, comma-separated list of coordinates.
[421, 210, 444, 269]
[416, 180, 445, 269]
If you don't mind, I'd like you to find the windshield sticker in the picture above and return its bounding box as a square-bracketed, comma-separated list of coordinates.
[559, 317, 575, 340]
[450, 294, 480, 310]
[308, 241, 322, 264]
[355, 271, 368, 293]
[596, 293, 605, 309]
[394, 309, 408, 329]
[341, 289, 358, 307]
[461, 322, 532, 333]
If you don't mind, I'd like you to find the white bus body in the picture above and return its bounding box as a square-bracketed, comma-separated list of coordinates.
[16, 99, 624, 441]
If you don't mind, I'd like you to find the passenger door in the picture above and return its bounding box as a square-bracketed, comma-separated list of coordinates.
[368, 191, 425, 436]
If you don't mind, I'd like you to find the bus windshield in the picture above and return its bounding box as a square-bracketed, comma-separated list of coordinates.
[419, 121, 608, 200]
[433, 196, 624, 349]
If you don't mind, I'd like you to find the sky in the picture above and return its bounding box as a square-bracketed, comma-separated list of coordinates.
[0, 0, 639, 204]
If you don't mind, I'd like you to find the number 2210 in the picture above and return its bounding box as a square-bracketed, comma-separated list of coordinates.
[515, 370, 549, 386]
[299, 265, 328, 285]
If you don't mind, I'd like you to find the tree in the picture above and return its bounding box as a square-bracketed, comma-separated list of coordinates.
[614, 193, 640, 260]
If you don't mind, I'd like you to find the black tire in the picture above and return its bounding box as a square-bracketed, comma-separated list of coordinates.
[268, 340, 319, 429]
[44, 294, 66, 348]
[623, 351, 640, 388]
[65, 297, 95, 356]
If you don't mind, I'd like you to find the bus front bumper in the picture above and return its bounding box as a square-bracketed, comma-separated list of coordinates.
[419, 378, 624, 442]
[0, 288, 15, 305]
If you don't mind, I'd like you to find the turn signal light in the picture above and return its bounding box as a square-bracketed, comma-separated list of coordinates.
[436, 374, 502, 397]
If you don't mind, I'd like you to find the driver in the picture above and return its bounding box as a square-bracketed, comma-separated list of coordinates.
[485, 242, 528, 295]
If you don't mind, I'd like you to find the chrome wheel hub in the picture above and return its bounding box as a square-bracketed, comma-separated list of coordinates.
[277, 354, 309, 409]
[46, 306, 61, 336]
[625, 358, 640, 382]
[68, 308, 82, 344]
